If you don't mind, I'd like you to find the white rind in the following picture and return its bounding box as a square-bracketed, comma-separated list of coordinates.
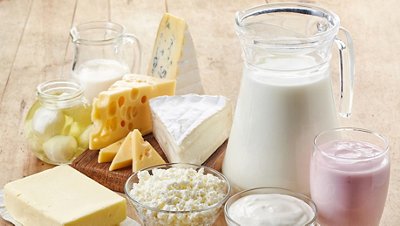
[175, 30, 204, 95]
[150, 94, 232, 164]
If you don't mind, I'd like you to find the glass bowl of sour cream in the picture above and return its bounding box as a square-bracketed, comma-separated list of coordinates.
[224, 187, 318, 226]
[124, 163, 231, 226]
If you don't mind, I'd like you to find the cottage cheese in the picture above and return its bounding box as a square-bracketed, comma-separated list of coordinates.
[129, 167, 227, 226]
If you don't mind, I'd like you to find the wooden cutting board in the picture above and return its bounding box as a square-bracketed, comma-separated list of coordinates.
[71, 134, 227, 193]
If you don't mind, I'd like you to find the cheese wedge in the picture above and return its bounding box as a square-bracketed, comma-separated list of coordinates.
[131, 129, 166, 172]
[4, 165, 126, 226]
[109, 132, 133, 171]
[150, 94, 232, 164]
[98, 138, 125, 163]
[109, 130, 166, 171]
[90, 74, 175, 150]
[149, 13, 203, 95]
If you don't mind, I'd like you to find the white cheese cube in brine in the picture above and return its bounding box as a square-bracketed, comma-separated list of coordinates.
[31, 107, 65, 139]
[43, 135, 77, 162]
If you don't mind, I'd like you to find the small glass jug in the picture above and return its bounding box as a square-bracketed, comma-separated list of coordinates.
[222, 3, 355, 195]
[70, 21, 141, 102]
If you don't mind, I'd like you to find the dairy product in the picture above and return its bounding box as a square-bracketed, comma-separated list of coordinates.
[310, 140, 390, 226]
[72, 59, 130, 102]
[222, 56, 338, 194]
[90, 74, 175, 150]
[129, 167, 227, 225]
[149, 13, 203, 94]
[4, 165, 126, 226]
[131, 129, 166, 172]
[109, 130, 166, 171]
[228, 194, 315, 226]
[109, 132, 133, 171]
[98, 138, 125, 163]
[150, 94, 232, 164]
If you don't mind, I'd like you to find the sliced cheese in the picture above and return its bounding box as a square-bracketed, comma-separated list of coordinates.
[150, 94, 232, 164]
[131, 129, 166, 172]
[4, 165, 126, 226]
[98, 137, 125, 163]
[90, 74, 175, 150]
[109, 132, 133, 171]
[149, 13, 203, 95]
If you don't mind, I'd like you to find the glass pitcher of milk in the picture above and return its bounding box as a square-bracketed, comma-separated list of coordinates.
[70, 21, 141, 102]
[222, 3, 355, 195]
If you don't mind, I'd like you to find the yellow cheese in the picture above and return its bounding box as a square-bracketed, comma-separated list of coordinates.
[4, 165, 126, 226]
[149, 13, 204, 94]
[109, 132, 133, 171]
[132, 129, 166, 172]
[89, 74, 175, 150]
[98, 138, 125, 163]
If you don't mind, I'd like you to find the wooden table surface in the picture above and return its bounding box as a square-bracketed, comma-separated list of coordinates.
[1, 0, 399, 225]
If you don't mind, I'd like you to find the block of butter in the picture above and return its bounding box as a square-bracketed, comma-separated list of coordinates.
[4, 165, 126, 226]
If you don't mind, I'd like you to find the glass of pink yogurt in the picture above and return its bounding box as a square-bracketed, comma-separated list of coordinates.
[310, 127, 390, 226]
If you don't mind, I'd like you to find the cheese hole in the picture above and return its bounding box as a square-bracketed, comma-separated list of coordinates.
[132, 107, 138, 117]
[131, 89, 138, 100]
[128, 123, 134, 130]
[120, 120, 126, 127]
[109, 101, 117, 116]
[139, 154, 144, 160]
[127, 107, 132, 120]
[144, 148, 151, 157]
[141, 96, 147, 104]
[118, 96, 125, 107]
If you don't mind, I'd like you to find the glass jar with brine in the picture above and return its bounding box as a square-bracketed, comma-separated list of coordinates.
[24, 80, 92, 165]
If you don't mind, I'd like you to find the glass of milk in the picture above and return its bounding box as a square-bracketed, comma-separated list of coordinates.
[222, 3, 355, 195]
[224, 187, 318, 226]
[70, 21, 141, 102]
[310, 127, 390, 226]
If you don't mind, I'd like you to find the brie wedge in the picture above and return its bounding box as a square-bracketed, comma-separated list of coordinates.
[149, 94, 232, 164]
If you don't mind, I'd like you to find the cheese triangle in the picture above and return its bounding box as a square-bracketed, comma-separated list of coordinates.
[109, 132, 133, 171]
[149, 94, 232, 164]
[131, 129, 166, 172]
[148, 13, 203, 95]
[98, 138, 125, 163]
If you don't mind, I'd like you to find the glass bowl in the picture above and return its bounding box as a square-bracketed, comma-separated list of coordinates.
[124, 163, 231, 226]
[224, 187, 318, 226]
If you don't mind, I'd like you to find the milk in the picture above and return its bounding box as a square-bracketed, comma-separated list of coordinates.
[222, 56, 338, 194]
[227, 194, 315, 226]
[310, 140, 390, 226]
[72, 59, 130, 102]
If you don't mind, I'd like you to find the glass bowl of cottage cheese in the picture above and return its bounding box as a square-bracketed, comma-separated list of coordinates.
[124, 163, 231, 226]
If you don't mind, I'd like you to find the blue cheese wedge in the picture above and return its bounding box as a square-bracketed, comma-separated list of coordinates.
[148, 13, 204, 95]
[149, 94, 232, 164]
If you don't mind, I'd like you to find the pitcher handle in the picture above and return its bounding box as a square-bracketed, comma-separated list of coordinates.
[335, 27, 355, 118]
[122, 33, 142, 74]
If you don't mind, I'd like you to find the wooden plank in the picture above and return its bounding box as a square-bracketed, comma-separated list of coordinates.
[71, 133, 227, 193]
[0, 0, 32, 102]
[0, 0, 77, 188]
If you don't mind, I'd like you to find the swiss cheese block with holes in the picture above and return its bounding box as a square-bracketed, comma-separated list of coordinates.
[149, 13, 204, 95]
[131, 129, 165, 172]
[89, 74, 175, 150]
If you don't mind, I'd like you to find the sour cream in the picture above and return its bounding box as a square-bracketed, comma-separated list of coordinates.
[227, 194, 315, 226]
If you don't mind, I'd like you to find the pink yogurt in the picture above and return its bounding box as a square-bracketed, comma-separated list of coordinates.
[310, 140, 390, 226]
